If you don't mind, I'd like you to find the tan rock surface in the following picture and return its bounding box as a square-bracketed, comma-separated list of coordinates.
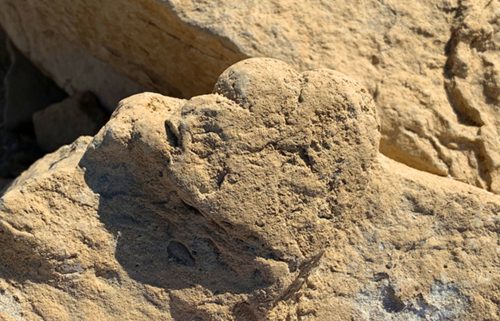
[33, 91, 108, 152]
[0, 0, 498, 193]
[0, 59, 498, 320]
[0, 0, 244, 109]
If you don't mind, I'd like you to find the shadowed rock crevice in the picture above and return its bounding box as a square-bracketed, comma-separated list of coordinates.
[0, 35, 111, 181]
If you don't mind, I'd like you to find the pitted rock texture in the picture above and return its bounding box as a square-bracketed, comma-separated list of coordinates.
[0, 59, 498, 321]
[165, 59, 379, 262]
[0, 0, 498, 193]
[443, 0, 500, 193]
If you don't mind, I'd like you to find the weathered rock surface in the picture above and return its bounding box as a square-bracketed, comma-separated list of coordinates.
[0, 178, 10, 194]
[33, 92, 108, 152]
[0, 0, 240, 109]
[0, 59, 498, 320]
[0, 35, 59, 180]
[0, 0, 498, 193]
[442, 0, 500, 193]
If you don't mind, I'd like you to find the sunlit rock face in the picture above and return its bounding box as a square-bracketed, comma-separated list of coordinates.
[0, 58, 498, 320]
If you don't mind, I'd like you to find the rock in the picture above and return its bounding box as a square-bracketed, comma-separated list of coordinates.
[33, 92, 108, 152]
[443, 0, 500, 193]
[0, 0, 497, 193]
[3, 42, 67, 130]
[0, 59, 498, 320]
[0, 0, 236, 109]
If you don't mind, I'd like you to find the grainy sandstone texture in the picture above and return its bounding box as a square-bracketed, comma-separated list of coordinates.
[33, 91, 107, 152]
[0, 59, 498, 321]
[0, 0, 498, 193]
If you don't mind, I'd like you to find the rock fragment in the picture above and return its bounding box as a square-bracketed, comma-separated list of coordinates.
[33, 92, 108, 152]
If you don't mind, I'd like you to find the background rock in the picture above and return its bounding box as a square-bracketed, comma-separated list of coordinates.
[0, 0, 496, 193]
[33, 91, 108, 152]
[0, 59, 498, 320]
[0, 0, 241, 109]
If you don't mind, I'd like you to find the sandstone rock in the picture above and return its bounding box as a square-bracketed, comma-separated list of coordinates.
[33, 92, 108, 152]
[0, 0, 240, 109]
[443, 0, 500, 193]
[0, 59, 498, 320]
[0, 0, 497, 194]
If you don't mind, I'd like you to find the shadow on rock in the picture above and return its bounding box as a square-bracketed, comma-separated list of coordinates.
[80, 152, 274, 295]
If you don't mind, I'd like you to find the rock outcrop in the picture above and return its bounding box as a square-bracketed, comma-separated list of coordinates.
[0, 37, 65, 178]
[0, 59, 498, 321]
[0, 0, 498, 193]
[0, 0, 242, 109]
[33, 91, 108, 152]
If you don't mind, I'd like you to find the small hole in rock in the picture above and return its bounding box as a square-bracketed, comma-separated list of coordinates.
[167, 241, 195, 267]
[382, 285, 405, 313]
[164, 121, 180, 148]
